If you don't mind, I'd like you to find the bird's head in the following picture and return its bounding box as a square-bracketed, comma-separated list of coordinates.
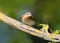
[22, 12, 32, 18]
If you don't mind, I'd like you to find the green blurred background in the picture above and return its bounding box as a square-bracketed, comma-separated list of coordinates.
[0, 0, 60, 43]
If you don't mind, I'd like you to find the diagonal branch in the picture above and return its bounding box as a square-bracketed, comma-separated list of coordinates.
[0, 12, 60, 42]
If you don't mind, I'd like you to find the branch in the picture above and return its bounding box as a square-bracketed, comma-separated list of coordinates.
[0, 12, 60, 42]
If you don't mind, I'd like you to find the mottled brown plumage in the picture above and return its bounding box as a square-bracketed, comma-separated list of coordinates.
[22, 12, 36, 26]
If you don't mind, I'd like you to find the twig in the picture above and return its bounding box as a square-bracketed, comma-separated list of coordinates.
[0, 12, 60, 42]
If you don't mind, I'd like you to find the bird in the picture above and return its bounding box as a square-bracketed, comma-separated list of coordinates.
[21, 12, 53, 33]
[22, 12, 37, 26]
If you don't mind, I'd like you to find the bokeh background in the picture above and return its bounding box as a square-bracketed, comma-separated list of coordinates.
[0, 0, 60, 43]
